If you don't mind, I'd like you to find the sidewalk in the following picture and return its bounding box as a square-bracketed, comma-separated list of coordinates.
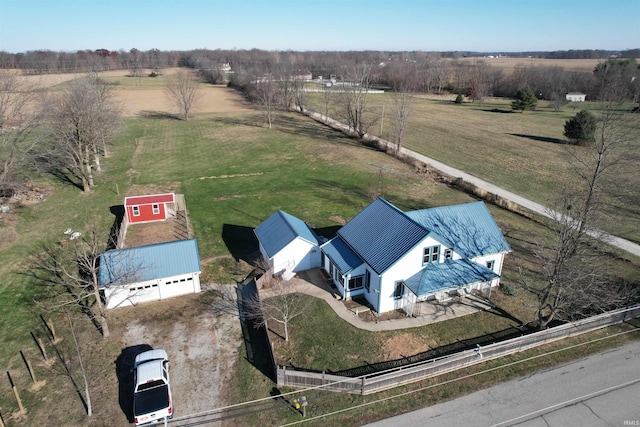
[285, 269, 494, 332]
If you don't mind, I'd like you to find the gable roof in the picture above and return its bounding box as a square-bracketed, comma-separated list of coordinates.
[321, 236, 363, 274]
[99, 239, 201, 287]
[254, 210, 319, 258]
[403, 258, 498, 297]
[337, 198, 428, 275]
[125, 193, 175, 206]
[405, 201, 511, 258]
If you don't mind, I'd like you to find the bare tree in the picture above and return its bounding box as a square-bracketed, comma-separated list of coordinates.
[467, 61, 492, 105]
[35, 220, 142, 338]
[564, 73, 637, 240]
[320, 81, 333, 121]
[165, 69, 203, 121]
[520, 76, 639, 328]
[245, 269, 311, 342]
[340, 64, 376, 138]
[252, 74, 279, 129]
[388, 63, 417, 153]
[0, 71, 45, 190]
[46, 74, 121, 192]
[519, 194, 638, 329]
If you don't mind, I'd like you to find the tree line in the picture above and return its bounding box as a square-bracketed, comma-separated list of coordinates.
[2, 48, 639, 100]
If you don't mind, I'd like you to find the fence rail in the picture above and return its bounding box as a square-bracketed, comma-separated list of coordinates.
[277, 304, 640, 395]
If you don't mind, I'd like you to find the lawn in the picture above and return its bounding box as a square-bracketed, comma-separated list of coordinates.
[304, 93, 640, 243]
[1, 77, 638, 425]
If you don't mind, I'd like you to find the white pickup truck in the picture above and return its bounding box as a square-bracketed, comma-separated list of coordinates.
[133, 349, 173, 426]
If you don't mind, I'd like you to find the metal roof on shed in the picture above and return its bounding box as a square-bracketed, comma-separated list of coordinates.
[124, 193, 175, 206]
[403, 258, 498, 297]
[337, 198, 428, 275]
[99, 239, 201, 287]
[406, 201, 511, 258]
[321, 236, 363, 274]
[254, 210, 319, 258]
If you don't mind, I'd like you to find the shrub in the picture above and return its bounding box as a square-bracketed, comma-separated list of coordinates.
[500, 283, 517, 296]
[455, 94, 464, 104]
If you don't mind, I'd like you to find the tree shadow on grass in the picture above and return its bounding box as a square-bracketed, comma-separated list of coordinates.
[139, 110, 182, 121]
[510, 133, 566, 145]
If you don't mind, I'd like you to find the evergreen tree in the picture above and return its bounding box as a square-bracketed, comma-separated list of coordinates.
[511, 87, 538, 112]
[564, 110, 597, 145]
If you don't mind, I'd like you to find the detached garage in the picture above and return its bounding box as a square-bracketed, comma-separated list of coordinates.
[99, 238, 202, 309]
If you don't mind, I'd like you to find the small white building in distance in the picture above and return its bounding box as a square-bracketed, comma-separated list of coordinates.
[566, 92, 587, 102]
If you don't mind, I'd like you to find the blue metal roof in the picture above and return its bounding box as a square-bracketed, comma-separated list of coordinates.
[403, 258, 498, 297]
[337, 198, 428, 275]
[405, 201, 511, 258]
[254, 210, 319, 258]
[99, 239, 201, 287]
[321, 236, 363, 275]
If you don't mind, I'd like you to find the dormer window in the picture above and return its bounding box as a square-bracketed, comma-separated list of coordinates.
[423, 245, 440, 264]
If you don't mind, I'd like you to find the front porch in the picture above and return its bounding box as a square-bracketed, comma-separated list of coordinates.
[292, 269, 496, 331]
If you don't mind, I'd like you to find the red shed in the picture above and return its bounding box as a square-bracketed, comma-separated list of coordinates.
[124, 193, 175, 224]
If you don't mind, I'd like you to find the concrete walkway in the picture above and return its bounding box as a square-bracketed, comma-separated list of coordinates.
[282, 269, 495, 332]
[302, 109, 640, 259]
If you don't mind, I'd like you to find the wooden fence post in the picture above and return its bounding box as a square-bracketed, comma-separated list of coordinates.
[30, 332, 48, 361]
[7, 371, 25, 414]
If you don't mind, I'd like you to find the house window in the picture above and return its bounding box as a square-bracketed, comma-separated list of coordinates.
[486, 260, 495, 271]
[394, 281, 404, 299]
[152, 204, 160, 214]
[444, 248, 453, 260]
[423, 245, 440, 264]
[348, 276, 363, 290]
[364, 270, 371, 292]
[132, 206, 140, 216]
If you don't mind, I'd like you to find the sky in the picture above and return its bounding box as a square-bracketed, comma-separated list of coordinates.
[0, 0, 638, 53]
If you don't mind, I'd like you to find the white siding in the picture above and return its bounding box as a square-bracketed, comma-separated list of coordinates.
[378, 235, 444, 313]
[104, 272, 201, 309]
[272, 238, 320, 275]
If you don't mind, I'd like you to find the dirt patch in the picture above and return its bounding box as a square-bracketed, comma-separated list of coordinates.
[380, 333, 431, 360]
[328, 215, 346, 225]
[123, 219, 185, 247]
[118, 289, 241, 423]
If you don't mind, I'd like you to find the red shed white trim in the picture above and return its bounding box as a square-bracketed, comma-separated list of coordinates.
[124, 193, 175, 224]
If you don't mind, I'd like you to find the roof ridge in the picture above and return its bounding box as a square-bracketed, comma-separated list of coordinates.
[277, 209, 312, 236]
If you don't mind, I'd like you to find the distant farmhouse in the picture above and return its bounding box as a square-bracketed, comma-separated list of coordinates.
[255, 198, 511, 315]
[566, 92, 586, 102]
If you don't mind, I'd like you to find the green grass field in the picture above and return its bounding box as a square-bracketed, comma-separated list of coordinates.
[305, 93, 640, 243]
[1, 79, 639, 425]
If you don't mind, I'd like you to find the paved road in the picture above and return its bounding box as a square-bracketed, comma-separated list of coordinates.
[363, 340, 640, 427]
[302, 109, 640, 259]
